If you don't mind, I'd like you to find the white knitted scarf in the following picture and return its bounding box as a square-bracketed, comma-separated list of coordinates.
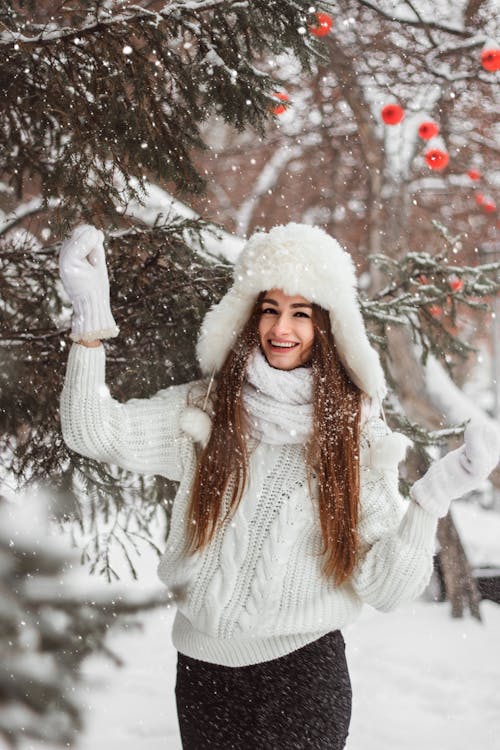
[242, 348, 313, 444]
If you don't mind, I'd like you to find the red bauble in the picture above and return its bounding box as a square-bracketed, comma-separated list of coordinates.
[309, 12, 333, 37]
[449, 275, 464, 292]
[418, 121, 439, 140]
[425, 149, 449, 170]
[272, 92, 289, 115]
[467, 169, 481, 180]
[481, 49, 500, 72]
[381, 103, 405, 125]
[475, 193, 485, 205]
[484, 202, 496, 213]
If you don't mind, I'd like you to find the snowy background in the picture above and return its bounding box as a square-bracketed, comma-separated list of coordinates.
[15, 499, 500, 750]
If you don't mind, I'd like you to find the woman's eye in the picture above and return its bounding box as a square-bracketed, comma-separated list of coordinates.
[261, 307, 278, 315]
[294, 311, 310, 318]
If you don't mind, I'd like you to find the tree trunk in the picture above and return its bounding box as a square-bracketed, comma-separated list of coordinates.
[437, 514, 482, 620]
[327, 39, 385, 256]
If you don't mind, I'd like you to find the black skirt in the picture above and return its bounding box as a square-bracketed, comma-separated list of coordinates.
[175, 630, 352, 750]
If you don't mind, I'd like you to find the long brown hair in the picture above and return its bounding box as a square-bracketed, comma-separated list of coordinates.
[185, 293, 363, 585]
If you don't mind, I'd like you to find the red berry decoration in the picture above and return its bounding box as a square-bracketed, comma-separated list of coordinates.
[429, 305, 442, 318]
[425, 149, 449, 170]
[272, 92, 289, 115]
[484, 201, 496, 213]
[481, 49, 500, 72]
[467, 169, 481, 180]
[309, 12, 333, 37]
[381, 104, 405, 125]
[418, 274, 429, 284]
[449, 275, 463, 292]
[475, 193, 485, 205]
[418, 121, 439, 140]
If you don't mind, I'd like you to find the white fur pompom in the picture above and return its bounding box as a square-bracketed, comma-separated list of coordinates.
[180, 406, 213, 448]
[369, 432, 412, 470]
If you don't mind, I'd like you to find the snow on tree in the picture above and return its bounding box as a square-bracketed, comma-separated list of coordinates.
[0, 0, 330, 574]
[0, 488, 169, 748]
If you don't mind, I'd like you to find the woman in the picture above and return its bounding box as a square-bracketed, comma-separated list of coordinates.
[59, 222, 500, 749]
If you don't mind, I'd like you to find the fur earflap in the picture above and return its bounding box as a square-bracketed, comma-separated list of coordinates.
[196, 223, 386, 401]
[179, 406, 213, 448]
[364, 432, 412, 471]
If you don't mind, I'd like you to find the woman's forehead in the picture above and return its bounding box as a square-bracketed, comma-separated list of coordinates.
[261, 288, 312, 305]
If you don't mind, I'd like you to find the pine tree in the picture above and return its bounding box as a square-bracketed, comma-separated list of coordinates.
[0, 490, 169, 748]
[0, 0, 331, 576]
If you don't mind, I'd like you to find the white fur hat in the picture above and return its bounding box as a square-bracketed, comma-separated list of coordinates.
[196, 223, 387, 401]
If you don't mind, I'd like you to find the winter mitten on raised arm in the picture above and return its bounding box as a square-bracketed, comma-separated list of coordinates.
[409, 420, 500, 518]
[59, 224, 119, 342]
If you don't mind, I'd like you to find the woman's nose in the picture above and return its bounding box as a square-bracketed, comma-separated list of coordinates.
[272, 314, 291, 335]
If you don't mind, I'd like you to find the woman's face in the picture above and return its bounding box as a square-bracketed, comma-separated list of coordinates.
[258, 288, 315, 370]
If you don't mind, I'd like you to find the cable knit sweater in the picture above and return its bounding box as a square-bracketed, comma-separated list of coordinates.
[60, 343, 438, 667]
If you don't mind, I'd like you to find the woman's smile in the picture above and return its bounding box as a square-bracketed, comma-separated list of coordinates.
[269, 338, 299, 349]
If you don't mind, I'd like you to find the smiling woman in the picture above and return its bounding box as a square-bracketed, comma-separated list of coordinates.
[59, 222, 500, 749]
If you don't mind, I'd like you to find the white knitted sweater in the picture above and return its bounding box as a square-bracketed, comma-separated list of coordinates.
[60, 343, 438, 667]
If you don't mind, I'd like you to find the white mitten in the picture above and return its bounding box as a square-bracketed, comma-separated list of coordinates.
[59, 224, 119, 342]
[410, 420, 500, 517]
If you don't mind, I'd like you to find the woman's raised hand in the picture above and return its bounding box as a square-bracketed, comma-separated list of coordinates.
[409, 420, 500, 517]
[59, 224, 119, 343]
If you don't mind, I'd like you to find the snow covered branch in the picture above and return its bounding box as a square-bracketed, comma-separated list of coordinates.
[0, 0, 250, 47]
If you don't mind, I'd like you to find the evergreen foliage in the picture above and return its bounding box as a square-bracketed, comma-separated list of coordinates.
[366, 233, 500, 376]
[0, 491, 169, 748]
[1, 216, 232, 579]
[0, 0, 329, 578]
[0, 0, 327, 222]
[363, 224, 500, 486]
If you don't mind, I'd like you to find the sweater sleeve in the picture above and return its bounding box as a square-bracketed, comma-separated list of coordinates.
[59, 343, 193, 481]
[351, 417, 438, 612]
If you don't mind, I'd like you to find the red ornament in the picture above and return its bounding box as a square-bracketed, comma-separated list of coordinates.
[381, 104, 405, 125]
[467, 169, 481, 180]
[418, 274, 429, 284]
[449, 275, 463, 292]
[309, 12, 333, 37]
[271, 92, 289, 115]
[481, 49, 500, 72]
[418, 121, 439, 140]
[429, 305, 442, 318]
[425, 149, 449, 170]
[475, 193, 485, 205]
[484, 201, 496, 213]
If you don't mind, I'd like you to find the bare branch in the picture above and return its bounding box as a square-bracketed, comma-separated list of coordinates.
[403, 0, 438, 47]
[356, 0, 474, 38]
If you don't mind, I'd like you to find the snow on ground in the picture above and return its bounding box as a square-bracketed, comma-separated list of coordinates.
[19, 500, 500, 750]
[53, 598, 500, 750]
[452, 499, 500, 567]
